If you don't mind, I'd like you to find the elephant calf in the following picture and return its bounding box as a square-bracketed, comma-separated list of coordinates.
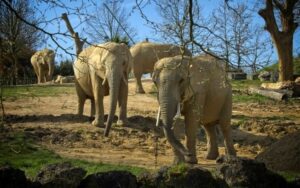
[152, 55, 236, 164]
[74, 42, 132, 136]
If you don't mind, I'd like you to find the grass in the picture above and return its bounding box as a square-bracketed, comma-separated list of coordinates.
[232, 93, 275, 104]
[230, 80, 263, 90]
[1, 85, 75, 100]
[278, 171, 300, 182]
[0, 131, 147, 179]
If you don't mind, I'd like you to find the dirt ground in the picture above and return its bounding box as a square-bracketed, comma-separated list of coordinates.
[3, 80, 300, 170]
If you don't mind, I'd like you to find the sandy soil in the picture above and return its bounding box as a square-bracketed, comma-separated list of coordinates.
[3, 79, 300, 170]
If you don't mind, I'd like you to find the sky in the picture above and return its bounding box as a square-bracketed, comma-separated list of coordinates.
[37, 0, 300, 63]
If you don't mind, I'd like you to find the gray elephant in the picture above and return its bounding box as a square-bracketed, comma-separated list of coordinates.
[31, 49, 55, 84]
[74, 42, 132, 136]
[130, 41, 191, 94]
[152, 55, 236, 164]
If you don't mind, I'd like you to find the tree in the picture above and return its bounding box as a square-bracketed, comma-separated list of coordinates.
[0, 0, 42, 84]
[208, 2, 273, 72]
[259, 0, 299, 81]
[85, 0, 136, 45]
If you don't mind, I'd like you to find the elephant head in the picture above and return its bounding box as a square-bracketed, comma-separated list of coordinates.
[152, 55, 192, 158]
[90, 43, 132, 136]
[40, 49, 55, 81]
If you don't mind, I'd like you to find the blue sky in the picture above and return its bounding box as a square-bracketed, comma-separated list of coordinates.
[38, 0, 299, 63]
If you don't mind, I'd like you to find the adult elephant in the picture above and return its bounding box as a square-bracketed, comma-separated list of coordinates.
[74, 42, 132, 137]
[31, 49, 55, 84]
[152, 55, 236, 164]
[130, 41, 191, 93]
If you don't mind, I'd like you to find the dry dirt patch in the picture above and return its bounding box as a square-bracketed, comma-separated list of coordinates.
[3, 80, 300, 170]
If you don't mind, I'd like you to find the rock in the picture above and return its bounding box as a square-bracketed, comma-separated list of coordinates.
[256, 130, 300, 172]
[216, 156, 287, 188]
[79, 171, 137, 188]
[258, 71, 271, 81]
[138, 165, 222, 188]
[0, 166, 33, 188]
[295, 77, 300, 84]
[35, 162, 86, 188]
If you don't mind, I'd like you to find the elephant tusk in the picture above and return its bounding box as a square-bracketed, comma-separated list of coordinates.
[173, 103, 181, 120]
[102, 77, 107, 85]
[156, 106, 161, 127]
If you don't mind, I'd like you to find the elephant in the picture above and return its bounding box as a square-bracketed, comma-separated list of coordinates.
[31, 48, 55, 84]
[73, 42, 132, 136]
[152, 54, 236, 164]
[130, 41, 191, 94]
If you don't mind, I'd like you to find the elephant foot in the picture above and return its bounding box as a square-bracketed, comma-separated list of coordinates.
[206, 150, 219, 160]
[184, 154, 198, 164]
[135, 89, 145, 94]
[173, 155, 185, 165]
[117, 119, 128, 126]
[92, 119, 104, 127]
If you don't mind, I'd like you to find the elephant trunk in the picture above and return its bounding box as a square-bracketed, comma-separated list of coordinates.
[159, 91, 189, 156]
[104, 72, 121, 137]
[47, 62, 54, 81]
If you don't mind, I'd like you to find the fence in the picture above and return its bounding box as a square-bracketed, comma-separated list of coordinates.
[0, 77, 37, 86]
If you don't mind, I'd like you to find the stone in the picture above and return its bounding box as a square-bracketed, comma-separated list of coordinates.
[216, 156, 287, 188]
[79, 171, 138, 188]
[138, 165, 223, 188]
[0, 166, 33, 188]
[35, 162, 86, 188]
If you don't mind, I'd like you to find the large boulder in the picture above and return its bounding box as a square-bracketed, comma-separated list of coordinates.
[35, 162, 86, 188]
[216, 156, 287, 188]
[138, 165, 223, 188]
[79, 171, 138, 188]
[0, 166, 33, 188]
[256, 130, 300, 172]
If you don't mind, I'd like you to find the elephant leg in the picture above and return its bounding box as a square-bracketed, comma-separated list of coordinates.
[91, 75, 104, 127]
[135, 72, 145, 94]
[117, 76, 128, 126]
[219, 95, 236, 156]
[90, 98, 95, 117]
[203, 123, 219, 160]
[172, 148, 185, 164]
[184, 110, 198, 164]
[75, 81, 86, 116]
[38, 66, 43, 84]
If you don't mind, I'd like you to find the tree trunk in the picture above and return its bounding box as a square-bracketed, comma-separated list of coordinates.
[274, 34, 294, 81]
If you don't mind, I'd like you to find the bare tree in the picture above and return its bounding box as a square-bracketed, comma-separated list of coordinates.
[0, 0, 42, 84]
[85, 0, 136, 45]
[259, 0, 299, 81]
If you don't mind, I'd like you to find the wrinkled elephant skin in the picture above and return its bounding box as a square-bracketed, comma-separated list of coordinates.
[153, 55, 236, 164]
[130, 41, 191, 94]
[31, 49, 55, 84]
[74, 42, 132, 136]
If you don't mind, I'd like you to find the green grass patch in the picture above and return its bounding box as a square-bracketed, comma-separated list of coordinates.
[233, 93, 274, 104]
[230, 80, 263, 90]
[277, 171, 300, 182]
[1, 85, 75, 99]
[0, 132, 147, 179]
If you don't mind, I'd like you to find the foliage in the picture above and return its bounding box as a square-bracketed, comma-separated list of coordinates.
[0, 131, 147, 179]
[58, 59, 74, 76]
[260, 57, 300, 75]
[107, 35, 130, 46]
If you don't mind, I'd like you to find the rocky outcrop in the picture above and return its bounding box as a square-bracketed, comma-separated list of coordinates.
[216, 156, 287, 188]
[79, 171, 138, 188]
[35, 162, 86, 188]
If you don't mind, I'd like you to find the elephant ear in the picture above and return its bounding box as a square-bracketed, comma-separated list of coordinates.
[89, 52, 106, 78]
[178, 58, 194, 103]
